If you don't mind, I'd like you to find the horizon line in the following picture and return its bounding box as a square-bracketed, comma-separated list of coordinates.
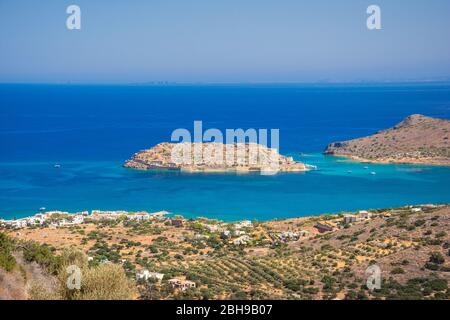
[1, 79, 450, 86]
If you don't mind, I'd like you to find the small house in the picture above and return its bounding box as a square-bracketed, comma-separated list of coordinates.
[168, 278, 196, 291]
[170, 218, 184, 227]
[136, 269, 164, 282]
[343, 215, 357, 224]
[314, 223, 333, 233]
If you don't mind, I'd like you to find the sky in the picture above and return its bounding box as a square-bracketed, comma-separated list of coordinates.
[1, 0, 450, 83]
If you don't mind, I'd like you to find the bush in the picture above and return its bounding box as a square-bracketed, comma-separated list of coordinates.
[0, 232, 16, 271]
[29, 248, 137, 300]
[425, 263, 440, 271]
[391, 267, 405, 275]
[429, 252, 445, 265]
[70, 263, 137, 300]
[22, 242, 61, 274]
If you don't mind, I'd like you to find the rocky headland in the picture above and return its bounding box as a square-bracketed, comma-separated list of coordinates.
[324, 114, 450, 165]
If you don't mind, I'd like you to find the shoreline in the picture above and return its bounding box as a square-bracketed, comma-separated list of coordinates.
[329, 154, 450, 166]
[3, 203, 449, 300]
[2, 203, 449, 228]
[124, 142, 309, 173]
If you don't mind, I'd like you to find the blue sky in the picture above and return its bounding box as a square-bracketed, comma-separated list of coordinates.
[1, 0, 450, 83]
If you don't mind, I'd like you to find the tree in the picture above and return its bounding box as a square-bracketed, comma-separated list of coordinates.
[70, 263, 137, 300]
[0, 232, 16, 271]
[29, 248, 138, 300]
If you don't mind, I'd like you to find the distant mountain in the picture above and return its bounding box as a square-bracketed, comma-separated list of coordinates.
[324, 114, 450, 165]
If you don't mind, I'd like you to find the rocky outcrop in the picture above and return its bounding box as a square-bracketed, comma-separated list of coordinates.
[125, 142, 308, 173]
[324, 114, 450, 165]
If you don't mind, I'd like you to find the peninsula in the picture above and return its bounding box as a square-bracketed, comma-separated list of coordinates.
[124, 142, 308, 173]
[324, 114, 450, 165]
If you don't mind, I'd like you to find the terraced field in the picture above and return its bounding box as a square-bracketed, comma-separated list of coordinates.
[2, 205, 450, 300]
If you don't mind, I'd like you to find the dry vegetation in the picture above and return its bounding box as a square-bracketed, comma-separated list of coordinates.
[1, 205, 450, 300]
[324, 114, 450, 165]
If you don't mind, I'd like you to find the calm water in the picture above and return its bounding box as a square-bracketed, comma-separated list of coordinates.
[1, 84, 450, 220]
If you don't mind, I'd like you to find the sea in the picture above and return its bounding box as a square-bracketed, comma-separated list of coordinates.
[1, 83, 449, 221]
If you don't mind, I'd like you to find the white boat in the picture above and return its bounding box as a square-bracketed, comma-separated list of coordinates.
[370, 172, 376, 175]
[39, 207, 46, 211]
[54, 164, 61, 168]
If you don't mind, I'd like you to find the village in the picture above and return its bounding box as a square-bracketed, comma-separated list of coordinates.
[0, 209, 170, 229]
[1, 203, 448, 298]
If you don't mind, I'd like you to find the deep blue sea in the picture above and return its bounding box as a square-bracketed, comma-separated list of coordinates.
[1, 83, 450, 221]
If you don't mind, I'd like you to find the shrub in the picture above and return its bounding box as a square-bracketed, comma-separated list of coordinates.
[29, 248, 137, 300]
[0, 232, 16, 271]
[391, 267, 405, 275]
[429, 252, 445, 265]
[425, 263, 440, 271]
[70, 263, 137, 300]
[435, 231, 447, 239]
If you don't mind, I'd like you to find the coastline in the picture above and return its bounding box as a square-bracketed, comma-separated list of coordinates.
[330, 154, 450, 166]
[2, 202, 449, 227]
[3, 203, 449, 300]
[1, 154, 450, 222]
[123, 142, 309, 173]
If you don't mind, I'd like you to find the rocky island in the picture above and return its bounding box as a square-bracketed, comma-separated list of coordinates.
[124, 142, 308, 173]
[324, 114, 450, 165]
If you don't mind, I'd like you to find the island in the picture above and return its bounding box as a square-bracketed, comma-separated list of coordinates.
[124, 142, 308, 172]
[324, 114, 450, 165]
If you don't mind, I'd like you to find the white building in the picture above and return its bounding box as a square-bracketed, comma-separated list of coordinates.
[280, 231, 299, 241]
[357, 211, 373, 220]
[128, 212, 151, 221]
[202, 223, 224, 233]
[235, 220, 252, 229]
[233, 235, 250, 245]
[168, 278, 196, 291]
[343, 215, 357, 224]
[136, 269, 165, 282]
[234, 230, 246, 236]
[222, 230, 231, 238]
[91, 210, 127, 220]
[72, 214, 85, 224]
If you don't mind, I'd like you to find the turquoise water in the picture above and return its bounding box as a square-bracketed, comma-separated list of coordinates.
[1, 84, 449, 221]
[0, 154, 449, 221]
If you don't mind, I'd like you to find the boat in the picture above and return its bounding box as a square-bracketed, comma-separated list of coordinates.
[370, 172, 376, 175]
[39, 207, 46, 211]
[54, 164, 61, 168]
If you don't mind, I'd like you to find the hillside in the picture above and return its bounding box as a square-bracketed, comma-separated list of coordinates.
[2, 204, 450, 300]
[324, 114, 450, 165]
